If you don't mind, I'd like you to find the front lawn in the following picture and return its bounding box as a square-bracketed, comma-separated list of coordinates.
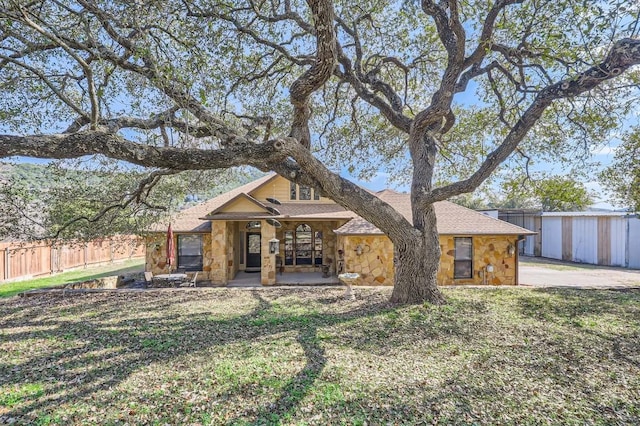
[0, 259, 144, 298]
[1, 287, 638, 425]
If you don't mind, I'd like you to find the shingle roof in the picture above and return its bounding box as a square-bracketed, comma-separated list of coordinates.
[334, 189, 536, 235]
[148, 173, 277, 232]
[151, 175, 534, 236]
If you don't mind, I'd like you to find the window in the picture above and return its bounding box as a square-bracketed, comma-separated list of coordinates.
[299, 185, 311, 200]
[283, 224, 322, 266]
[284, 231, 294, 265]
[314, 231, 323, 265]
[245, 221, 261, 229]
[289, 181, 320, 200]
[290, 181, 296, 200]
[247, 234, 261, 254]
[454, 237, 473, 279]
[296, 224, 312, 264]
[178, 235, 203, 271]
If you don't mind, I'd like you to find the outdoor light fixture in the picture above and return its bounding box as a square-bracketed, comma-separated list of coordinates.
[266, 218, 282, 228]
[269, 238, 280, 254]
[355, 244, 363, 256]
[507, 243, 516, 256]
[486, 264, 494, 273]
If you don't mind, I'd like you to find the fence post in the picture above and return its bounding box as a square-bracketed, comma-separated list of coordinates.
[5, 248, 10, 280]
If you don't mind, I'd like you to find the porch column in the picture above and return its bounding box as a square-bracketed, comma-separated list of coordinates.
[261, 219, 277, 285]
[211, 220, 229, 284]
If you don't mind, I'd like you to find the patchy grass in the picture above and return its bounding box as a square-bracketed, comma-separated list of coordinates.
[520, 256, 602, 271]
[1, 287, 639, 425]
[0, 259, 144, 298]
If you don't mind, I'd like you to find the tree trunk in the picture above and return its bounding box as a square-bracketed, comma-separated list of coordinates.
[390, 218, 446, 305]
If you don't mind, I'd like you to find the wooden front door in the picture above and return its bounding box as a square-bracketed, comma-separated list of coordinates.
[246, 233, 261, 269]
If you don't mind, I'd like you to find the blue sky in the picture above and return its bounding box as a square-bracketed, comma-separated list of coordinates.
[345, 131, 628, 210]
[9, 137, 623, 210]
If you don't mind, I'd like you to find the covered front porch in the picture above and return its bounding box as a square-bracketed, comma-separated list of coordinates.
[210, 218, 347, 286]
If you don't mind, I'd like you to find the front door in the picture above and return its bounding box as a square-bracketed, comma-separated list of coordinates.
[246, 233, 261, 270]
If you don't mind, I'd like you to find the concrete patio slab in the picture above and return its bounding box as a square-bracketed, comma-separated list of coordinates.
[228, 271, 340, 288]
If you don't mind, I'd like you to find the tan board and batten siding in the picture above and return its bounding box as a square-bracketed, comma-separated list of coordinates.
[214, 195, 268, 213]
[250, 176, 335, 204]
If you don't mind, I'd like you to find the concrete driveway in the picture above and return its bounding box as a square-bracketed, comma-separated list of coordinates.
[519, 256, 640, 288]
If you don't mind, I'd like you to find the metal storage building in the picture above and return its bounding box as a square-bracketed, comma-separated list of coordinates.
[497, 210, 542, 257]
[499, 210, 640, 268]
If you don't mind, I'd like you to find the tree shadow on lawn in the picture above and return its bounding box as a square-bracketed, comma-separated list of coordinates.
[517, 287, 640, 323]
[516, 288, 640, 369]
[2, 288, 638, 424]
[0, 288, 472, 424]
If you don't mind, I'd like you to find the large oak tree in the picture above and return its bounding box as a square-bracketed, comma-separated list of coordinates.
[1, 0, 639, 304]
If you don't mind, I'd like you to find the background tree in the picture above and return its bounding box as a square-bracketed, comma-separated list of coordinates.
[499, 175, 593, 211]
[1, 0, 640, 304]
[600, 128, 640, 213]
[0, 162, 255, 240]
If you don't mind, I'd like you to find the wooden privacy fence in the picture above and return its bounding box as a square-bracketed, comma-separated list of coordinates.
[0, 235, 145, 282]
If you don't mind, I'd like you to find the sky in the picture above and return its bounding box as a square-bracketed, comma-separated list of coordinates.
[343, 83, 629, 211]
[9, 136, 624, 210]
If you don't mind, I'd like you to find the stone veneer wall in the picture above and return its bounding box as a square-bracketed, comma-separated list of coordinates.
[210, 221, 228, 284]
[145, 233, 213, 280]
[145, 235, 167, 275]
[261, 220, 277, 285]
[338, 234, 518, 286]
[337, 235, 395, 285]
[201, 234, 214, 280]
[438, 235, 518, 285]
[226, 221, 236, 280]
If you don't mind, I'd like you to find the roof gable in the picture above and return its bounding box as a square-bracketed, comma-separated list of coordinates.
[148, 173, 277, 232]
[206, 193, 269, 216]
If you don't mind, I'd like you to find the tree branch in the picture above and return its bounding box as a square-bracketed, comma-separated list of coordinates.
[288, 0, 337, 149]
[427, 38, 640, 203]
[275, 138, 418, 242]
[0, 131, 289, 171]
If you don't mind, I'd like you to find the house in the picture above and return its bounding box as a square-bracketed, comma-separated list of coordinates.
[145, 174, 534, 286]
